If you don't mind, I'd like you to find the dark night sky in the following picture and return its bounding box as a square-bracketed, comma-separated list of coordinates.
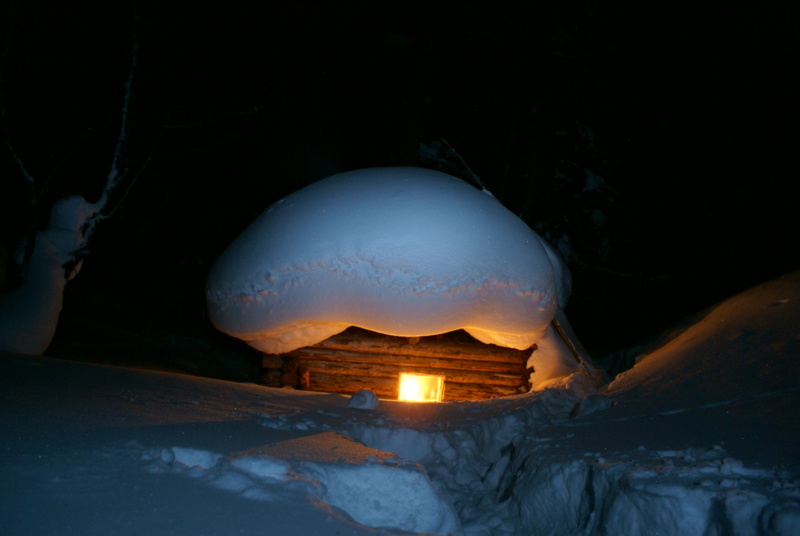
[1, 1, 798, 360]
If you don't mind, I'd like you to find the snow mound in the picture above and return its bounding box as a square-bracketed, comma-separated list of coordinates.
[145, 431, 460, 535]
[606, 271, 800, 408]
[3, 273, 797, 536]
[206, 167, 571, 355]
[303, 461, 459, 533]
[346, 389, 379, 409]
[501, 444, 800, 536]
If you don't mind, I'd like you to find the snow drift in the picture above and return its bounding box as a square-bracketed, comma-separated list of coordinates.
[1, 272, 798, 535]
[207, 167, 585, 385]
[144, 431, 461, 534]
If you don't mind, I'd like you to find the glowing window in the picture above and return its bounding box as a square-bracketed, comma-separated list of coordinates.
[398, 373, 445, 402]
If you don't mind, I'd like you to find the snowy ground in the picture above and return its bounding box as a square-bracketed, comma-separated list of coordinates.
[2, 272, 799, 535]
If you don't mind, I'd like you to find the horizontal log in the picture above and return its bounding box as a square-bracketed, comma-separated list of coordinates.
[444, 383, 526, 400]
[297, 359, 526, 387]
[307, 373, 398, 398]
[285, 347, 528, 375]
[261, 368, 281, 387]
[305, 372, 525, 401]
[262, 356, 284, 369]
[309, 329, 531, 363]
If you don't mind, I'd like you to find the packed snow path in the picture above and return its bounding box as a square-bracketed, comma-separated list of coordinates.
[2, 272, 799, 535]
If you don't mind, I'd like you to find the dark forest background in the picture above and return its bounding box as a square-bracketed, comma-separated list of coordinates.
[1, 1, 797, 373]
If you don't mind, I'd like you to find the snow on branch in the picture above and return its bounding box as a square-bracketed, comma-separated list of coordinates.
[105, 44, 139, 200]
[419, 139, 494, 197]
[0, 26, 37, 195]
[81, 39, 140, 248]
[0, 111, 36, 188]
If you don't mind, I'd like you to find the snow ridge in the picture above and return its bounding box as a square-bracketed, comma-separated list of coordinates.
[143, 433, 461, 535]
[249, 361, 800, 536]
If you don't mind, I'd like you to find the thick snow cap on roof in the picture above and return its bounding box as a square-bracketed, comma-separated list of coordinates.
[206, 167, 571, 354]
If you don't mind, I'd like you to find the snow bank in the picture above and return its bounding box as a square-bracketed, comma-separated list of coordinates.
[206, 168, 572, 360]
[303, 460, 459, 533]
[3, 273, 797, 536]
[144, 431, 460, 534]
[295, 273, 798, 535]
[500, 444, 800, 536]
[605, 271, 800, 410]
[491, 272, 800, 535]
[250, 370, 799, 536]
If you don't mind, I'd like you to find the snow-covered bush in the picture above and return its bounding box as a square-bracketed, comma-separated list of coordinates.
[0, 36, 139, 355]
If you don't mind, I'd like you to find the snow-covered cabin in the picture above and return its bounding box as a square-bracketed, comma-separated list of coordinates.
[206, 168, 594, 400]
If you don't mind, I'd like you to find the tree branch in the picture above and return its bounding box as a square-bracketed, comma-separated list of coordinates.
[82, 23, 140, 246]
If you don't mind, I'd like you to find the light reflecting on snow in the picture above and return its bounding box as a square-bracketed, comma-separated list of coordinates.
[2, 272, 799, 535]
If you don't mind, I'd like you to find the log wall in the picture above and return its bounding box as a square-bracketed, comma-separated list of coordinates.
[262, 328, 534, 401]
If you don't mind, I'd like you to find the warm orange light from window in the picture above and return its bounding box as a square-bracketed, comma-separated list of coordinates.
[398, 373, 445, 402]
